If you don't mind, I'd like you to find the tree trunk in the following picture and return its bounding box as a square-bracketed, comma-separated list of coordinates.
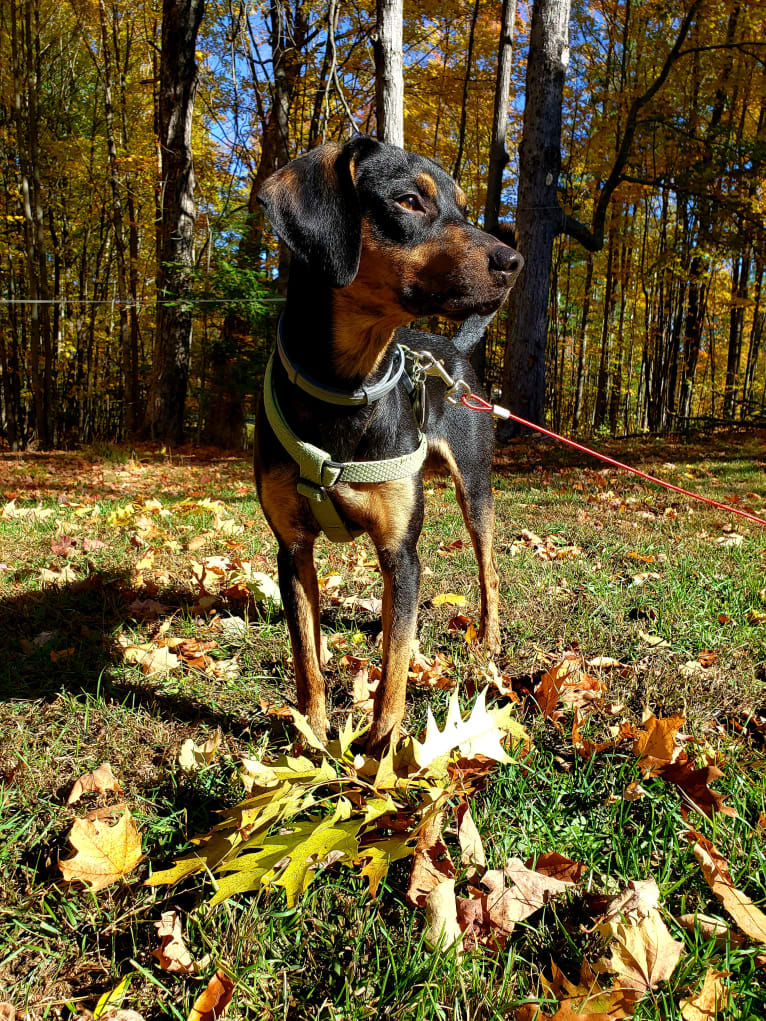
[203, 1, 307, 446]
[499, 0, 570, 436]
[571, 252, 592, 433]
[143, 0, 204, 444]
[483, 0, 517, 234]
[373, 0, 404, 147]
[452, 0, 480, 183]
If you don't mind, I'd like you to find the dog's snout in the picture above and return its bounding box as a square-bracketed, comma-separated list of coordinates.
[489, 244, 523, 277]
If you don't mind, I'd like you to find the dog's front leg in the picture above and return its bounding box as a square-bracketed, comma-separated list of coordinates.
[366, 541, 421, 756]
[277, 539, 327, 739]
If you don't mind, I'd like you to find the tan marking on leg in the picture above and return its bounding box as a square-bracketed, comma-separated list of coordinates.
[257, 465, 326, 734]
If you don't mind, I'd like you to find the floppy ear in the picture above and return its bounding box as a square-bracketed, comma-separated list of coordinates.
[258, 137, 380, 288]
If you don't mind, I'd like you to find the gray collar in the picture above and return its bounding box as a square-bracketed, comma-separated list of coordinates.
[276, 316, 407, 406]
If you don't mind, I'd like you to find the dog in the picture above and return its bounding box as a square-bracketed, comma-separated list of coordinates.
[254, 136, 522, 755]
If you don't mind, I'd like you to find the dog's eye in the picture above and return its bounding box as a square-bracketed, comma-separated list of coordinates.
[395, 194, 426, 213]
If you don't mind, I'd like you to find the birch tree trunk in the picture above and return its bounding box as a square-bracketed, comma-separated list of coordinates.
[143, 0, 204, 444]
[373, 0, 404, 147]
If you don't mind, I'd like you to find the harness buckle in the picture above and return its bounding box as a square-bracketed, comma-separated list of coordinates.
[297, 479, 329, 503]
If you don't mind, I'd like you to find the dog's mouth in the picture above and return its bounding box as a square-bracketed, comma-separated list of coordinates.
[401, 284, 511, 321]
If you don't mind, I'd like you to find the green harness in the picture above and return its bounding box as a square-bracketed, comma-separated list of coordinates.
[263, 352, 428, 543]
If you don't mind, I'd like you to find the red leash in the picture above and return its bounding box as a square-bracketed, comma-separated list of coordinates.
[461, 392, 766, 528]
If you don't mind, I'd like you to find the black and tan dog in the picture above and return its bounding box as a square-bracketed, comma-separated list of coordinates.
[255, 136, 522, 754]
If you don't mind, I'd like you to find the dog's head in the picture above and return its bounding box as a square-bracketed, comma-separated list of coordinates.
[258, 136, 522, 321]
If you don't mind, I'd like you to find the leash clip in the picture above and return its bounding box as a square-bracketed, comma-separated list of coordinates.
[445, 379, 471, 404]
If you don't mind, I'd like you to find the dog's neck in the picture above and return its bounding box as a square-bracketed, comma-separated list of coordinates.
[281, 260, 412, 388]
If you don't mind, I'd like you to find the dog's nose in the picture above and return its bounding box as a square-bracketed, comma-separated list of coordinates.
[489, 244, 523, 276]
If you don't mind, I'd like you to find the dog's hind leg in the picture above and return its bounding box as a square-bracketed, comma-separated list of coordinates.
[455, 473, 500, 655]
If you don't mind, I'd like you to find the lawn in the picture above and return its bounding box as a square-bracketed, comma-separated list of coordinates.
[0, 429, 764, 1020]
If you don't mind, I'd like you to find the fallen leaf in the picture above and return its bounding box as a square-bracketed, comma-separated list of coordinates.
[424, 878, 462, 951]
[407, 803, 454, 907]
[680, 967, 731, 1020]
[188, 968, 235, 1021]
[455, 801, 486, 878]
[0, 1006, 15, 1021]
[433, 592, 466, 607]
[530, 852, 587, 885]
[68, 763, 121, 804]
[658, 761, 736, 819]
[601, 879, 660, 924]
[598, 907, 683, 992]
[178, 731, 222, 772]
[689, 831, 766, 942]
[59, 808, 143, 891]
[632, 712, 685, 774]
[676, 912, 742, 946]
[152, 910, 208, 974]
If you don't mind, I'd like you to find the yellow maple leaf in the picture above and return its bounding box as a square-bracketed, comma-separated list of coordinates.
[59, 808, 143, 891]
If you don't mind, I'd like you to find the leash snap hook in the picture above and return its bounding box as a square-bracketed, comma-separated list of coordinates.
[445, 379, 471, 405]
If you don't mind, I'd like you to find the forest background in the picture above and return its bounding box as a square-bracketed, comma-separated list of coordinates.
[1, 0, 764, 452]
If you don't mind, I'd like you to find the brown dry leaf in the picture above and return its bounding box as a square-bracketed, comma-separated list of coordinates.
[676, 913, 742, 947]
[68, 762, 121, 804]
[408, 647, 455, 690]
[542, 959, 640, 1020]
[178, 730, 222, 772]
[407, 804, 454, 908]
[187, 968, 235, 1021]
[659, 761, 736, 819]
[535, 654, 602, 721]
[459, 857, 576, 948]
[598, 908, 683, 992]
[679, 967, 731, 1020]
[530, 852, 587, 885]
[689, 831, 766, 942]
[59, 808, 143, 891]
[152, 910, 209, 974]
[455, 801, 486, 878]
[0, 1004, 15, 1021]
[40, 564, 78, 586]
[632, 712, 685, 774]
[424, 878, 462, 952]
[598, 879, 660, 929]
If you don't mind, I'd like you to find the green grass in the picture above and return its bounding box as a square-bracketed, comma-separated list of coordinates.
[0, 431, 765, 1019]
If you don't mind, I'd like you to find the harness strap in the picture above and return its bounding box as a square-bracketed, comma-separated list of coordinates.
[277, 317, 407, 406]
[263, 354, 428, 543]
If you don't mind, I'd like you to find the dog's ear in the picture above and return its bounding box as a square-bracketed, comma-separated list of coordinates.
[258, 136, 380, 288]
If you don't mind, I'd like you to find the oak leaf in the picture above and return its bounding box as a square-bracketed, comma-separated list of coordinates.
[59, 808, 142, 891]
[408, 688, 527, 773]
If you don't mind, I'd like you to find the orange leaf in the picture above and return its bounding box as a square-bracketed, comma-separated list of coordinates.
[188, 968, 234, 1021]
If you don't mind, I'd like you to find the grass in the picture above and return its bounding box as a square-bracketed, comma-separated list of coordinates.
[0, 429, 765, 1019]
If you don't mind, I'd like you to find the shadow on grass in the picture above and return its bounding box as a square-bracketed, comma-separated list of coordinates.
[0, 569, 281, 742]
